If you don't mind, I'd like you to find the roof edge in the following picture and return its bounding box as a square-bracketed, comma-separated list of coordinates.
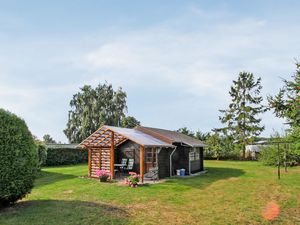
[134, 126, 173, 144]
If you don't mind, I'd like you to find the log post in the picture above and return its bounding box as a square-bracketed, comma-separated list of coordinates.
[88, 148, 91, 177]
[99, 147, 102, 170]
[140, 145, 144, 183]
[110, 131, 115, 179]
[277, 143, 280, 180]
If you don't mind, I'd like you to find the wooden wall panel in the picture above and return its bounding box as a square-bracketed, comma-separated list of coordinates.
[89, 147, 111, 178]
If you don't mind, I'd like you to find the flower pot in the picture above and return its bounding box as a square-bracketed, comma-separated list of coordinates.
[99, 176, 108, 182]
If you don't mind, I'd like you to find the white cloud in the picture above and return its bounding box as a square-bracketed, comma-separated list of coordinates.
[75, 13, 299, 136]
[1, 5, 299, 141]
[79, 17, 295, 98]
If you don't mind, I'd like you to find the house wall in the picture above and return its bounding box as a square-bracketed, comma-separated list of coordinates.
[157, 148, 173, 178]
[190, 147, 200, 173]
[90, 141, 204, 179]
[172, 145, 190, 175]
[90, 148, 100, 178]
[189, 147, 204, 173]
[200, 147, 204, 171]
[89, 147, 111, 178]
[171, 146, 204, 175]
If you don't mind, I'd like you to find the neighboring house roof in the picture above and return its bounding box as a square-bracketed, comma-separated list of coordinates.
[135, 126, 206, 147]
[245, 145, 263, 153]
[78, 125, 174, 148]
[46, 144, 78, 149]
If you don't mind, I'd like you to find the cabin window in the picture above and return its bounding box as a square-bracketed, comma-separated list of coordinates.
[124, 148, 135, 158]
[189, 151, 195, 161]
[189, 148, 199, 161]
[145, 148, 157, 165]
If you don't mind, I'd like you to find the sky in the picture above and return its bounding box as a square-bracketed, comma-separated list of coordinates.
[0, 0, 299, 143]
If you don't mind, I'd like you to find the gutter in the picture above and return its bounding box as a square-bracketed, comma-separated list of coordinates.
[169, 146, 177, 177]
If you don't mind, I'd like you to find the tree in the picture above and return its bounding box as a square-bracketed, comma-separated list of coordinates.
[195, 131, 210, 141]
[177, 127, 195, 137]
[64, 82, 128, 143]
[268, 61, 300, 157]
[0, 109, 38, 206]
[206, 131, 222, 160]
[43, 134, 56, 144]
[219, 72, 265, 158]
[121, 116, 140, 128]
[268, 62, 300, 128]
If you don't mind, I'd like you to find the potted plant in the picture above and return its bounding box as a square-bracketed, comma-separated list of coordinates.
[95, 169, 109, 182]
[125, 172, 140, 188]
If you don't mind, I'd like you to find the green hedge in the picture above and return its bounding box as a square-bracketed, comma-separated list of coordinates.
[0, 109, 38, 206]
[44, 145, 88, 166]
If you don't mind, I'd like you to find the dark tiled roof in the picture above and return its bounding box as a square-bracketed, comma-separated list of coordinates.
[135, 126, 206, 147]
[46, 144, 79, 149]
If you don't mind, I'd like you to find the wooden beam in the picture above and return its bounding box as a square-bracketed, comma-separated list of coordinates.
[88, 148, 92, 177]
[152, 147, 154, 167]
[140, 145, 144, 183]
[115, 137, 128, 146]
[99, 147, 102, 170]
[110, 131, 115, 179]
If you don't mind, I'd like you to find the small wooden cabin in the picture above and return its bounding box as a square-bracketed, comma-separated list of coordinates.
[78, 125, 205, 182]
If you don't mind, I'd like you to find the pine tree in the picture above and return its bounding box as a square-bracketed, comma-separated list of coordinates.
[219, 72, 265, 158]
[268, 62, 300, 127]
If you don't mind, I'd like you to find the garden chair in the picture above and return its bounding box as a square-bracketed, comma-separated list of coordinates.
[120, 158, 128, 174]
[121, 158, 128, 166]
[144, 167, 159, 182]
[124, 159, 134, 173]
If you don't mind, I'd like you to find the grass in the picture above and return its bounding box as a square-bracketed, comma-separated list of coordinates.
[0, 160, 299, 225]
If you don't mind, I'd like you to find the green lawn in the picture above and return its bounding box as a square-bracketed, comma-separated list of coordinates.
[1, 161, 299, 225]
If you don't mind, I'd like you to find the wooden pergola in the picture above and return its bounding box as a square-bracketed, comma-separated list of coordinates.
[78, 125, 174, 182]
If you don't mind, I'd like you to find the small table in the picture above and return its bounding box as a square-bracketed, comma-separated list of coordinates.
[114, 164, 127, 174]
[114, 163, 127, 167]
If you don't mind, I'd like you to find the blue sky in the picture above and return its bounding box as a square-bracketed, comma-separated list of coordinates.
[0, 0, 299, 142]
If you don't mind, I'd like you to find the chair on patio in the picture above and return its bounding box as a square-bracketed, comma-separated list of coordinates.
[124, 159, 134, 173]
[120, 158, 128, 174]
[144, 167, 159, 182]
[121, 158, 128, 166]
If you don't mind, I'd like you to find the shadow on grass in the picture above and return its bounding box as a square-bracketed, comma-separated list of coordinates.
[162, 167, 245, 189]
[34, 171, 78, 188]
[0, 200, 128, 225]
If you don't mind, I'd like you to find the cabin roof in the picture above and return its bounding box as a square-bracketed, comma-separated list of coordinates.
[78, 125, 175, 148]
[135, 126, 206, 147]
[78, 125, 206, 149]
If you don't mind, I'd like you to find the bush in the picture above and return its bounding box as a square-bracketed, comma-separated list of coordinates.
[0, 109, 38, 207]
[35, 141, 47, 169]
[45, 145, 87, 166]
[259, 145, 299, 166]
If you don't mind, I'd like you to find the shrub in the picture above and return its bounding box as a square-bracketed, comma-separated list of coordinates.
[0, 109, 38, 207]
[35, 141, 47, 169]
[259, 145, 299, 166]
[45, 145, 87, 166]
